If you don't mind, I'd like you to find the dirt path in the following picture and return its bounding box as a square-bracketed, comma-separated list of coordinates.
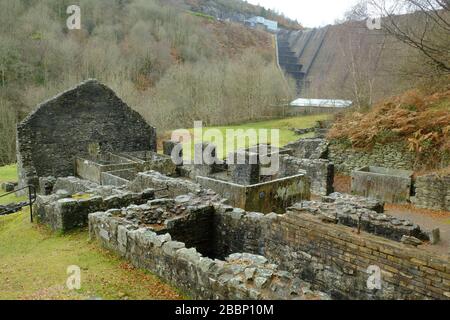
[385, 204, 450, 256]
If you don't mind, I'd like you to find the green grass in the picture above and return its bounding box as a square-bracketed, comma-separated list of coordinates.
[0, 164, 25, 205]
[0, 164, 18, 183]
[181, 114, 331, 159]
[0, 210, 184, 300]
[0, 166, 183, 300]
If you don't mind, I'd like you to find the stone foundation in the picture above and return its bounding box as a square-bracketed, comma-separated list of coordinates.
[88, 196, 449, 300]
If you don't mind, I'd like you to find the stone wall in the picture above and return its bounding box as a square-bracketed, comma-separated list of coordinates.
[127, 171, 202, 197]
[212, 206, 449, 299]
[197, 174, 311, 214]
[328, 140, 415, 174]
[101, 169, 137, 187]
[266, 212, 449, 300]
[288, 201, 429, 242]
[34, 189, 154, 232]
[279, 155, 334, 196]
[89, 210, 329, 300]
[16, 80, 156, 191]
[284, 138, 328, 159]
[412, 174, 450, 211]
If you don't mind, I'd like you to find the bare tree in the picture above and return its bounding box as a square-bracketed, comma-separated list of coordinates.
[368, 0, 450, 73]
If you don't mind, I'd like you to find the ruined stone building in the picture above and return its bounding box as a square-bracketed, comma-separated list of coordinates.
[22, 80, 449, 300]
[16, 80, 157, 191]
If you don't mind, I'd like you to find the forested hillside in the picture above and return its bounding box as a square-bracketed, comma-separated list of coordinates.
[0, 0, 296, 165]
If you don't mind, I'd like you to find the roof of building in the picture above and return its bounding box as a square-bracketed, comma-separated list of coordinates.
[290, 98, 353, 108]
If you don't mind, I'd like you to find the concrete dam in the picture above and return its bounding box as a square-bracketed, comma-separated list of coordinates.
[277, 21, 413, 102]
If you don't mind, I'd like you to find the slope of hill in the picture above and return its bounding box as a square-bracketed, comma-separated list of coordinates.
[0, 0, 294, 165]
[183, 0, 303, 29]
[328, 88, 450, 170]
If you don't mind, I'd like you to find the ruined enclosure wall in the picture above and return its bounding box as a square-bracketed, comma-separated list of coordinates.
[279, 155, 334, 196]
[412, 174, 450, 211]
[265, 213, 450, 300]
[197, 175, 310, 214]
[16, 80, 156, 190]
[328, 141, 415, 174]
[213, 206, 272, 259]
[89, 211, 328, 300]
[165, 204, 216, 257]
[34, 189, 154, 232]
[212, 206, 449, 299]
[284, 138, 328, 159]
[128, 171, 202, 197]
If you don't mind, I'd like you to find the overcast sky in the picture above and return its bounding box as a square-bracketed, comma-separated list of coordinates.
[246, 0, 362, 27]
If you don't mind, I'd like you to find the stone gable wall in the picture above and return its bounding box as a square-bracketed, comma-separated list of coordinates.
[16, 80, 156, 190]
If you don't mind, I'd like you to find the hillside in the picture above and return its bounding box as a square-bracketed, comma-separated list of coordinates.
[183, 0, 303, 29]
[328, 87, 450, 170]
[0, 0, 295, 165]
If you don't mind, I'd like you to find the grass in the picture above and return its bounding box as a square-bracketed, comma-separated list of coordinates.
[0, 210, 184, 300]
[0, 165, 183, 300]
[0, 164, 26, 205]
[179, 114, 331, 159]
[0, 164, 18, 183]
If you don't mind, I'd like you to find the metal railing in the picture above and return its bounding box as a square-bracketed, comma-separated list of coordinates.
[0, 185, 36, 222]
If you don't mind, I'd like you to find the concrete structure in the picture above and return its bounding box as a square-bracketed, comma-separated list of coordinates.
[351, 166, 414, 204]
[16, 80, 156, 192]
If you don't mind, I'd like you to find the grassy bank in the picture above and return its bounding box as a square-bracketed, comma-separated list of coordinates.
[0, 166, 183, 300]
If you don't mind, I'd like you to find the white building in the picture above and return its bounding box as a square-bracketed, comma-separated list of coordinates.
[246, 16, 278, 32]
[290, 98, 353, 108]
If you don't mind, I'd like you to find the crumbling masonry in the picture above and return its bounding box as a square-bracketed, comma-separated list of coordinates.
[23, 80, 449, 300]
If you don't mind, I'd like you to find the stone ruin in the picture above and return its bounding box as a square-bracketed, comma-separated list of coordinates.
[16, 79, 157, 193]
[21, 80, 449, 300]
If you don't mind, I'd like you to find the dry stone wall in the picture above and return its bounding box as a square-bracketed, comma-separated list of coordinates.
[34, 189, 155, 232]
[412, 174, 450, 211]
[328, 140, 415, 174]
